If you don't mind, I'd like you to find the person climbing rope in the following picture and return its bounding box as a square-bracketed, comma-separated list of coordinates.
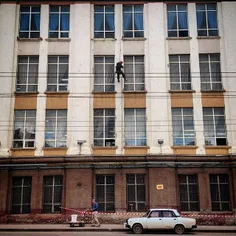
[115, 61, 127, 82]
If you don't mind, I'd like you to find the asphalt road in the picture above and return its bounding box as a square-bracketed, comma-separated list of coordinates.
[0, 232, 236, 236]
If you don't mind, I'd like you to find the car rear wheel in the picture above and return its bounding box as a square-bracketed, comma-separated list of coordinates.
[132, 224, 143, 234]
[174, 224, 185, 235]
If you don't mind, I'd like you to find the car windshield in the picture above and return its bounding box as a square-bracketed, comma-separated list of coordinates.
[174, 210, 180, 217]
[143, 210, 151, 217]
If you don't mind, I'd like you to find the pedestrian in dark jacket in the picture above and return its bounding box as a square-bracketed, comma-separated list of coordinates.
[115, 61, 127, 82]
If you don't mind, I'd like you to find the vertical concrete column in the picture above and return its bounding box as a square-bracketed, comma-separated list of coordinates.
[31, 170, 42, 213]
[115, 4, 124, 155]
[35, 5, 48, 156]
[115, 169, 126, 211]
[198, 172, 211, 211]
[188, 3, 205, 154]
[0, 4, 17, 157]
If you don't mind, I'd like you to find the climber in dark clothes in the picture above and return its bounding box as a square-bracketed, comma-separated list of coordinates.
[115, 61, 127, 82]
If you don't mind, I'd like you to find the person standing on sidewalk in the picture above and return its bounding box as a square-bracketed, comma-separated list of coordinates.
[91, 198, 100, 227]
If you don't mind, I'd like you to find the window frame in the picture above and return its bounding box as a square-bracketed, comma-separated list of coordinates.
[203, 108, 227, 146]
[94, 5, 115, 38]
[45, 109, 67, 148]
[47, 55, 69, 92]
[43, 176, 63, 213]
[13, 110, 36, 148]
[49, 5, 70, 38]
[94, 109, 115, 147]
[169, 54, 191, 90]
[123, 5, 144, 38]
[167, 4, 189, 37]
[178, 175, 199, 212]
[124, 55, 145, 91]
[196, 3, 218, 37]
[199, 54, 222, 91]
[172, 108, 195, 146]
[95, 175, 115, 212]
[19, 5, 41, 38]
[94, 56, 115, 92]
[11, 176, 32, 214]
[16, 56, 39, 92]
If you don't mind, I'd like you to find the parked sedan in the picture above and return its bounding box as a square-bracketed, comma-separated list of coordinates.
[124, 208, 197, 234]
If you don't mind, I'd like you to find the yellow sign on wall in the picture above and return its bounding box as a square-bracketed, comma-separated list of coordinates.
[156, 184, 164, 190]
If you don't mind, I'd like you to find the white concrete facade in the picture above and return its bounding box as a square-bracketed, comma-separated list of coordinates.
[0, 1, 236, 157]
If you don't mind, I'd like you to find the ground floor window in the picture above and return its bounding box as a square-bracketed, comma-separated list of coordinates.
[126, 174, 146, 211]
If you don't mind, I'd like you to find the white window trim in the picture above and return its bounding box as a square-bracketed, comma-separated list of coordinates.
[47, 56, 69, 92]
[196, 3, 218, 36]
[124, 56, 145, 91]
[94, 5, 114, 38]
[19, 6, 40, 38]
[123, 5, 144, 38]
[167, 4, 188, 37]
[49, 6, 70, 38]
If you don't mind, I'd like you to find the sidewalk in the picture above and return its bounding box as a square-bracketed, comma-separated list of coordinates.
[0, 224, 236, 232]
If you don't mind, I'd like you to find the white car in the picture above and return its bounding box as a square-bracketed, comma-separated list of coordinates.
[124, 208, 197, 234]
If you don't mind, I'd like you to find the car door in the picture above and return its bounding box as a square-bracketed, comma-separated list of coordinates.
[146, 210, 163, 229]
[161, 210, 178, 229]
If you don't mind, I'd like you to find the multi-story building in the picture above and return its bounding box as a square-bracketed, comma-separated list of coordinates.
[0, 0, 236, 222]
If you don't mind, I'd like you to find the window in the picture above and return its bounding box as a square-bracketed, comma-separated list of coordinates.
[17, 56, 39, 92]
[199, 54, 222, 91]
[125, 109, 146, 146]
[196, 3, 218, 36]
[167, 4, 188, 37]
[11, 177, 32, 214]
[43, 176, 63, 213]
[210, 174, 230, 211]
[127, 174, 146, 211]
[169, 55, 191, 90]
[172, 108, 195, 146]
[179, 175, 199, 211]
[149, 210, 160, 217]
[13, 110, 36, 148]
[94, 5, 114, 38]
[47, 56, 69, 91]
[94, 109, 115, 147]
[124, 56, 145, 91]
[49, 5, 70, 38]
[123, 5, 144, 38]
[96, 175, 115, 212]
[19, 5, 40, 38]
[203, 108, 227, 146]
[45, 110, 67, 148]
[161, 210, 176, 217]
[94, 56, 115, 92]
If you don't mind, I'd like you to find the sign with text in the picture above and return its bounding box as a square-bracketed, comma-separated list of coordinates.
[156, 184, 164, 190]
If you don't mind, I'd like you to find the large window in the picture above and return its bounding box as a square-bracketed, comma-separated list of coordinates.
[96, 175, 115, 212]
[123, 5, 144, 38]
[94, 56, 115, 92]
[124, 56, 145, 91]
[49, 5, 70, 38]
[125, 109, 146, 146]
[203, 108, 227, 146]
[179, 175, 199, 211]
[167, 4, 188, 37]
[19, 5, 40, 38]
[199, 54, 222, 91]
[43, 176, 63, 213]
[45, 110, 67, 148]
[13, 110, 36, 148]
[47, 56, 69, 92]
[126, 174, 146, 212]
[172, 108, 195, 146]
[196, 3, 218, 36]
[94, 5, 114, 38]
[94, 109, 115, 147]
[169, 55, 191, 90]
[210, 174, 230, 211]
[11, 177, 32, 214]
[17, 56, 39, 92]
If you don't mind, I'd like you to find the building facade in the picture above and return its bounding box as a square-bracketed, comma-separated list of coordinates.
[0, 0, 236, 222]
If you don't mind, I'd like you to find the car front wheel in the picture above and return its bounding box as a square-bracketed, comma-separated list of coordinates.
[132, 224, 143, 234]
[174, 224, 185, 235]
